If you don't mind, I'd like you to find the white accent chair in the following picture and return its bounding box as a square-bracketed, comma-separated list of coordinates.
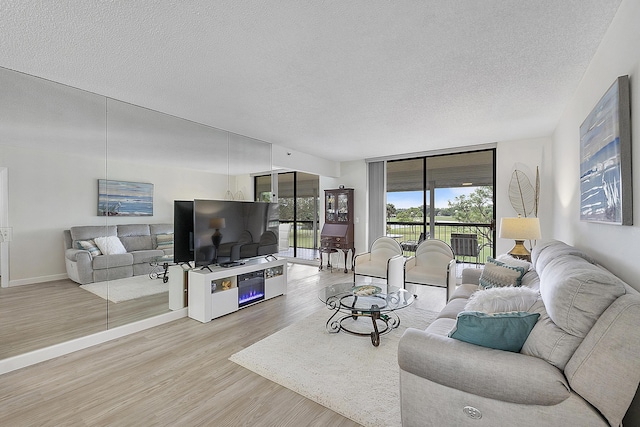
[403, 239, 457, 301]
[353, 236, 405, 287]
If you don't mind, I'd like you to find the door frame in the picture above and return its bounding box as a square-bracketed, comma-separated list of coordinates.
[0, 167, 9, 287]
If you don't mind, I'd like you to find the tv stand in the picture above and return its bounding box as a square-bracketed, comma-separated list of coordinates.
[188, 258, 287, 323]
[219, 261, 245, 268]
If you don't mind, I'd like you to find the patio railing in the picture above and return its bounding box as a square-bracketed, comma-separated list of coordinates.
[278, 220, 494, 266]
[386, 221, 494, 265]
[279, 220, 318, 250]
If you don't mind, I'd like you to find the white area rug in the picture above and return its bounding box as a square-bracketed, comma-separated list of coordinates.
[229, 306, 438, 427]
[80, 275, 168, 303]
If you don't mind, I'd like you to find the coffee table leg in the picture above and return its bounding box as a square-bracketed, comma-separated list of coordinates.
[370, 305, 380, 347]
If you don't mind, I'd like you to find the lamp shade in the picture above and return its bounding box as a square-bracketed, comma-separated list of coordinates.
[499, 217, 541, 240]
[209, 217, 226, 230]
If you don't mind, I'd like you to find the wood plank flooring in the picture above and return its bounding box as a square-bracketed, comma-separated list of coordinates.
[0, 263, 446, 426]
[0, 278, 171, 359]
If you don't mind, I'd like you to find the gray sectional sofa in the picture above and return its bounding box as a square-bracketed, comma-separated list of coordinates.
[64, 223, 173, 284]
[398, 239, 640, 427]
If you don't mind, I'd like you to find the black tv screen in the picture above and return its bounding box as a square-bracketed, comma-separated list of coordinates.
[173, 200, 194, 264]
[193, 200, 279, 266]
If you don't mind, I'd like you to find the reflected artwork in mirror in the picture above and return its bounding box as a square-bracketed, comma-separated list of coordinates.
[0, 66, 273, 362]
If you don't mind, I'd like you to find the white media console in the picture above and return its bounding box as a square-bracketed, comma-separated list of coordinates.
[188, 258, 287, 323]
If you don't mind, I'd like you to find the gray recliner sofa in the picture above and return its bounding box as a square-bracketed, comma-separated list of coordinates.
[398, 239, 640, 427]
[64, 223, 173, 284]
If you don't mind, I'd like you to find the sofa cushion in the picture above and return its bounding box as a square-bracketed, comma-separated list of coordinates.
[76, 240, 102, 257]
[92, 253, 133, 269]
[131, 249, 164, 264]
[464, 286, 539, 314]
[448, 311, 540, 352]
[120, 235, 153, 252]
[117, 224, 150, 237]
[520, 269, 540, 291]
[532, 239, 596, 275]
[448, 283, 478, 301]
[479, 257, 526, 288]
[540, 255, 626, 337]
[94, 236, 127, 255]
[70, 225, 116, 241]
[520, 299, 584, 370]
[150, 223, 173, 235]
[564, 294, 640, 427]
[437, 297, 468, 320]
[424, 317, 457, 336]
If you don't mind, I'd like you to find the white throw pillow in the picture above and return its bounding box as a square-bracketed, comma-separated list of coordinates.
[465, 286, 540, 314]
[94, 236, 127, 255]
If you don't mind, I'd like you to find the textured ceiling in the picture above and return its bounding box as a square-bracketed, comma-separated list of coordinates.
[0, 1, 623, 163]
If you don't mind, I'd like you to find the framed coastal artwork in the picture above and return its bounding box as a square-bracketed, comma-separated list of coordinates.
[98, 179, 154, 216]
[579, 75, 632, 225]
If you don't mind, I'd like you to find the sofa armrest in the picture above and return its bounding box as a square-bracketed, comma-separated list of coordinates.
[461, 267, 482, 285]
[398, 328, 570, 405]
[65, 248, 91, 263]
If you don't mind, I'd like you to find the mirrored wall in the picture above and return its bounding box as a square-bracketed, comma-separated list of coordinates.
[0, 66, 272, 359]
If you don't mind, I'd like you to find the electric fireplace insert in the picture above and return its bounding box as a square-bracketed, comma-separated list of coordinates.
[237, 270, 265, 307]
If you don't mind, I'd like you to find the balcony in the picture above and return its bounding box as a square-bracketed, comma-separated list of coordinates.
[386, 221, 493, 266]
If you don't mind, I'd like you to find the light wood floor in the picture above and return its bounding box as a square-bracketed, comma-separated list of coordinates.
[0, 263, 446, 426]
[0, 278, 171, 359]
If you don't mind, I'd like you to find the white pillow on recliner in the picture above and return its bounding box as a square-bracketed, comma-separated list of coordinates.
[94, 236, 127, 255]
[464, 286, 540, 314]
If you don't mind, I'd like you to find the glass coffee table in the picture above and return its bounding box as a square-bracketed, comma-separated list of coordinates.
[318, 282, 415, 346]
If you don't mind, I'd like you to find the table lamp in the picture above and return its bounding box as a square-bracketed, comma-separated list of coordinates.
[499, 217, 541, 261]
[210, 217, 226, 263]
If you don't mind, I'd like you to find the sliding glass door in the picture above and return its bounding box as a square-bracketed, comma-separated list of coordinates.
[255, 172, 319, 261]
[386, 149, 495, 265]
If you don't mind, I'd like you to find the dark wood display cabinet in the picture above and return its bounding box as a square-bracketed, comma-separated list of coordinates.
[319, 188, 354, 273]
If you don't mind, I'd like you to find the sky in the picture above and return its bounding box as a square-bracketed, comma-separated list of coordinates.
[387, 188, 478, 209]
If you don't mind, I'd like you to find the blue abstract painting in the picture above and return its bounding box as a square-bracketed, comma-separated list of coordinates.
[579, 76, 631, 225]
[98, 180, 154, 216]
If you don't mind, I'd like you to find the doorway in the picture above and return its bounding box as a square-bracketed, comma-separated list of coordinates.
[386, 149, 496, 271]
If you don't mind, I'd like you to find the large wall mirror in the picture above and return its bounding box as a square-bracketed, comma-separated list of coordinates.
[0, 66, 273, 360]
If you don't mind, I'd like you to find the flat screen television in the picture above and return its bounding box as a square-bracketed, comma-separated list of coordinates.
[173, 200, 194, 264]
[192, 199, 279, 266]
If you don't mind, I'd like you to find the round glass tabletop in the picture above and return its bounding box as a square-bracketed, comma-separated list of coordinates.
[318, 282, 414, 313]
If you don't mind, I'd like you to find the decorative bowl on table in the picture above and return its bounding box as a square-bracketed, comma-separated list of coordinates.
[352, 285, 382, 296]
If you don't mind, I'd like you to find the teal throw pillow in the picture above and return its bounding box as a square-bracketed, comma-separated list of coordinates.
[479, 257, 526, 288]
[448, 311, 540, 352]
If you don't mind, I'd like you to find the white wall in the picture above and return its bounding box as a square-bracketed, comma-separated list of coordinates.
[552, 0, 640, 288]
[496, 137, 553, 255]
[2, 144, 229, 285]
[273, 143, 340, 178]
[322, 143, 554, 261]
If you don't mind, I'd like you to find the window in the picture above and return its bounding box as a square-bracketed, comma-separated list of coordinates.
[386, 149, 495, 264]
[254, 172, 319, 260]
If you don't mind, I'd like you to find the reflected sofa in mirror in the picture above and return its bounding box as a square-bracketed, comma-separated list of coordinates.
[0, 66, 273, 360]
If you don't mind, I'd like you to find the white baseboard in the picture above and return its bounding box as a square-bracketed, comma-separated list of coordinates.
[9, 273, 68, 287]
[0, 308, 188, 375]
